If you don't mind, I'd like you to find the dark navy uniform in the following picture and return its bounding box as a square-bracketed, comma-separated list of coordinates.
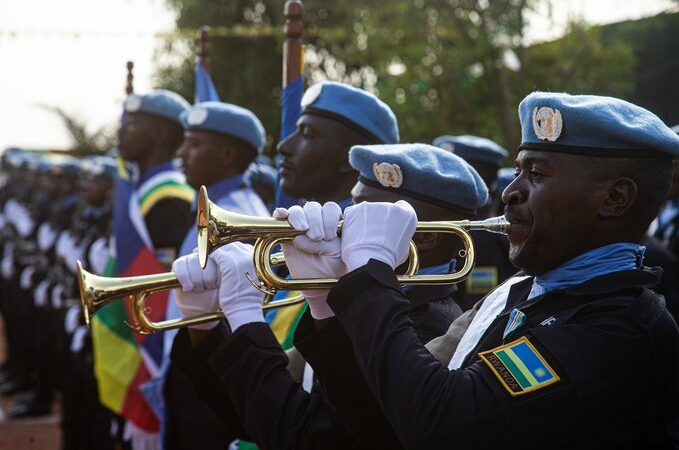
[305, 259, 679, 449]
[169, 282, 462, 450]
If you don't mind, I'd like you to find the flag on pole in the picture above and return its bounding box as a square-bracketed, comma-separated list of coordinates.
[92, 161, 194, 432]
[274, 75, 304, 208]
[195, 59, 221, 103]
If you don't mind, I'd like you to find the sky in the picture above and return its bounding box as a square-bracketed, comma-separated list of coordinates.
[0, 0, 676, 151]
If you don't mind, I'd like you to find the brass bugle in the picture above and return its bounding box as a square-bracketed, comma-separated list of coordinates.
[76, 258, 306, 334]
[197, 185, 510, 289]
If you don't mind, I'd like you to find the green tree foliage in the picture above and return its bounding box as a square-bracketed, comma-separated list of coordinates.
[601, 12, 679, 126]
[153, 0, 659, 160]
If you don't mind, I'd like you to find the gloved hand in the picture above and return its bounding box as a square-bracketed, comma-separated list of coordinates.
[172, 252, 221, 330]
[123, 420, 160, 450]
[211, 242, 266, 331]
[274, 202, 345, 319]
[341, 200, 417, 271]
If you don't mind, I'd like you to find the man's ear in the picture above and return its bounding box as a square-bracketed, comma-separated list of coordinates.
[413, 232, 441, 250]
[599, 177, 638, 219]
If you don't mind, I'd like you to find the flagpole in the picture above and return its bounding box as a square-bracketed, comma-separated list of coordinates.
[198, 26, 211, 74]
[125, 61, 134, 95]
[283, 1, 303, 88]
[276, 0, 304, 208]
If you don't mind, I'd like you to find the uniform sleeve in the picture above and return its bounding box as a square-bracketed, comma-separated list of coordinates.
[144, 198, 193, 257]
[293, 312, 404, 449]
[205, 322, 363, 450]
[169, 324, 249, 440]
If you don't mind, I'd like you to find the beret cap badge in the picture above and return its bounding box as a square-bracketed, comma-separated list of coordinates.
[301, 83, 323, 110]
[373, 162, 403, 188]
[532, 106, 563, 142]
[124, 95, 142, 113]
[439, 142, 455, 153]
[187, 108, 209, 126]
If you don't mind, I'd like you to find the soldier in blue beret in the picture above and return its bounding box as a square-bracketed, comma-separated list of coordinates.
[433, 135, 515, 309]
[244, 161, 278, 212]
[224, 92, 679, 448]
[643, 125, 679, 324]
[160, 101, 271, 450]
[652, 125, 679, 258]
[165, 143, 491, 449]
[278, 81, 399, 208]
[116, 89, 194, 262]
[433, 134, 508, 191]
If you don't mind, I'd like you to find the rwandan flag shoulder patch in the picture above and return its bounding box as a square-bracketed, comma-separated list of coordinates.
[479, 336, 559, 396]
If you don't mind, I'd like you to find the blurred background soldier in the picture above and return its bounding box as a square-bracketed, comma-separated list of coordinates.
[153, 101, 269, 450]
[433, 135, 516, 310]
[244, 157, 278, 213]
[91, 89, 194, 450]
[267, 81, 400, 353]
[277, 81, 400, 209]
[60, 156, 117, 450]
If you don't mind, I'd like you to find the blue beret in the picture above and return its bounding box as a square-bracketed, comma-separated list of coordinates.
[671, 125, 679, 135]
[35, 157, 53, 174]
[124, 90, 190, 124]
[301, 82, 399, 144]
[496, 167, 515, 193]
[180, 102, 265, 153]
[433, 135, 508, 167]
[244, 162, 277, 188]
[519, 92, 679, 159]
[58, 157, 82, 176]
[349, 143, 488, 214]
[82, 157, 118, 178]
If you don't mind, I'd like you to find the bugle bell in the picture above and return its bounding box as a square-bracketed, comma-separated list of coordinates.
[76, 257, 306, 334]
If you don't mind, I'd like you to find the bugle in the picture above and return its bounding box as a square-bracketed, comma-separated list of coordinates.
[76, 256, 306, 334]
[196, 186, 510, 291]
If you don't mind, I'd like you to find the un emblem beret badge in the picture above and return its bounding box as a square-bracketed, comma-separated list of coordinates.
[124, 95, 142, 113]
[301, 83, 323, 110]
[373, 162, 403, 188]
[532, 107, 563, 142]
[439, 142, 455, 153]
[187, 108, 209, 126]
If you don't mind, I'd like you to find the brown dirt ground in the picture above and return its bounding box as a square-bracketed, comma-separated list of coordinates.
[0, 316, 60, 450]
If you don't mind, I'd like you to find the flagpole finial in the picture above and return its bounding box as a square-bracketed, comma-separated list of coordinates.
[283, 1, 304, 87]
[284, 1, 304, 40]
[125, 61, 134, 95]
[198, 26, 211, 74]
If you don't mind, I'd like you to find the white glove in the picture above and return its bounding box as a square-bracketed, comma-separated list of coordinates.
[70, 326, 88, 353]
[341, 200, 417, 271]
[123, 420, 160, 450]
[88, 237, 110, 275]
[51, 284, 64, 309]
[172, 252, 220, 330]
[34, 280, 49, 307]
[20, 266, 35, 290]
[64, 305, 81, 334]
[274, 202, 346, 319]
[37, 223, 57, 252]
[211, 242, 265, 332]
[1, 250, 14, 280]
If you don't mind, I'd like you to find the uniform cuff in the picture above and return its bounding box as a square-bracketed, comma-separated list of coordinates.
[208, 322, 281, 383]
[327, 258, 403, 316]
[170, 322, 230, 372]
